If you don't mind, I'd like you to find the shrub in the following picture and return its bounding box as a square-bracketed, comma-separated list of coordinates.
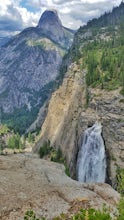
[24, 207, 112, 220]
[0, 144, 4, 154]
[69, 208, 112, 220]
[116, 168, 124, 195]
[51, 148, 64, 163]
[64, 164, 70, 177]
[24, 210, 38, 220]
[117, 198, 124, 220]
[24, 210, 46, 220]
[7, 133, 23, 150]
[39, 141, 52, 158]
[0, 124, 9, 136]
[27, 132, 35, 143]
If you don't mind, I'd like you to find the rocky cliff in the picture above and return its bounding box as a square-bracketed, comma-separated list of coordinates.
[35, 63, 86, 177]
[35, 2, 124, 184]
[0, 10, 74, 133]
[35, 62, 124, 184]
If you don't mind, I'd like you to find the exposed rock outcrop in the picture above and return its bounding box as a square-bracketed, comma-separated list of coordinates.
[35, 62, 124, 184]
[0, 154, 120, 220]
[35, 63, 86, 177]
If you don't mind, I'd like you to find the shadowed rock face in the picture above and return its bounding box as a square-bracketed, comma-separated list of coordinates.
[0, 154, 120, 220]
[37, 9, 74, 48]
[38, 9, 62, 29]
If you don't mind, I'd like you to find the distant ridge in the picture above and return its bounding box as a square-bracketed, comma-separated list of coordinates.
[85, 1, 124, 28]
[0, 10, 74, 133]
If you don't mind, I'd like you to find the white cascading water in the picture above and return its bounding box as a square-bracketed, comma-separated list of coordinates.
[77, 122, 106, 183]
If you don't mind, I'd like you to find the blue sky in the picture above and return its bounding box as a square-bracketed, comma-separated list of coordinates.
[0, 0, 122, 37]
[20, 0, 38, 12]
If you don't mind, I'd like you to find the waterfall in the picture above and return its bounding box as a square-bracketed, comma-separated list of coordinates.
[77, 122, 106, 183]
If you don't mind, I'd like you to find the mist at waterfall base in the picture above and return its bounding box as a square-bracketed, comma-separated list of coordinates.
[77, 122, 106, 183]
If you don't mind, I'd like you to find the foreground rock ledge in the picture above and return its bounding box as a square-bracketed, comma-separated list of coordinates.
[0, 154, 120, 220]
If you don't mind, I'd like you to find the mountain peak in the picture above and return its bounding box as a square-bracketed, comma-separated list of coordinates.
[36, 9, 73, 48]
[38, 9, 62, 28]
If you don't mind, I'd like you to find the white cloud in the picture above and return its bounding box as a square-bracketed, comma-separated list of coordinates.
[27, 0, 122, 29]
[0, 0, 122, 38]
[60, 7, 71, 14]
[16, 6, 40, 27]
[0, 0, 41, 37]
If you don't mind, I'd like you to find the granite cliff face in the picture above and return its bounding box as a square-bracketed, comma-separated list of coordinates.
[35, 63, 86, 177]
[35, 62, 124, 185]
[0, 10, 74, 132]
[35, 2, 124, 184]
[37, 9, 74, 48]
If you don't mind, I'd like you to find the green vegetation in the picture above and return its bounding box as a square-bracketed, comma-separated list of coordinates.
[38, 140, 63, 161]
[0, 144, 4, 154]
[23, 198, 124, 220]
[1, 80, 56, 134]
[27, 38, 66, 57]
[38, 140, 52, 158]
[116, 168, 124, 196]
[70, 16, 124, 94]
[27, 132, 35, 143]
[38, 141, 64, 162]
[24, 210, 45, 220]
[117, 198, 124, 220]
[23, 207, 112, 220]
[51, 148, 64, 163]
[0, 124, 9, 135]
[115, 168, 124, 220]
[0, 125, 36, 154]
[1, 106, 39, 134]
[59, 207, 112, 220]
[0, 124, 10, 154]
[7, 133, 23, 150]
[83, 28, 124, 92]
